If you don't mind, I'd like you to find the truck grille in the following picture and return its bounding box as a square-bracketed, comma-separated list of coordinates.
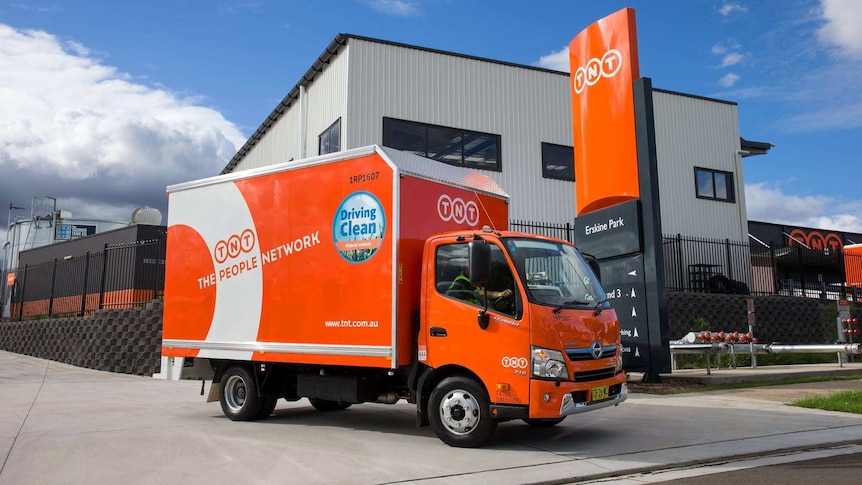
[566, 345, 617, 361]
[572, 368, 615, 382]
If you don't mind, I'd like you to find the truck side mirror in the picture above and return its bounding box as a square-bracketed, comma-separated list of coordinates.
[467, 240, 491, 288]
[584, 253, 601, 283]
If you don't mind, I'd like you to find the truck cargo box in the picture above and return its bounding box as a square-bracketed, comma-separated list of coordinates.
[163, 146, 509, 369]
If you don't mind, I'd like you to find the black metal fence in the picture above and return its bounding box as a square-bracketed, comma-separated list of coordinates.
[7, 238, 165, 321]
[509, 220, 862, 300]
[662, 233, 862, 299]
[510, 220, 574, 243]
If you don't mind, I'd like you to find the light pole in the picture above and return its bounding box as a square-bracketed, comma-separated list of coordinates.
[2, 203, 25, 319]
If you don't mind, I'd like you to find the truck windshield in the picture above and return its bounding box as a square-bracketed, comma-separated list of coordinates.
[504, 238, 608, 311]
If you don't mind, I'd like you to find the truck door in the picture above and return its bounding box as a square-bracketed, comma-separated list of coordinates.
[425, 240, 530, 404]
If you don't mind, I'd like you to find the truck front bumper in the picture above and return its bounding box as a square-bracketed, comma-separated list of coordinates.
[529, 375, 628, 418]
[559, 382, 627, 415]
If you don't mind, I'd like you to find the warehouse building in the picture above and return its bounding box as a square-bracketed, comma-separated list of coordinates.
[221, 34, 771, 247]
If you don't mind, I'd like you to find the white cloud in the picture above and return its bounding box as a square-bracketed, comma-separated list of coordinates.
[364, 0, 421, 17]
[719, 72, 741, 87]
[818, 0, 862, 58]
[745, 182, 862, 232]
[534, 46, 570, 72]
[719, 3, 748, 16]
[711, 40, 745, 67]
[533, 46, 571, 72]
[0, 24, 245, 223]
[721, 52, 745, 67]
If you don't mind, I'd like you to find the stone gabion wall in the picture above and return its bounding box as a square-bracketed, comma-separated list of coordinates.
[667, 292, 850, 344]
[0, 300, 163, 375]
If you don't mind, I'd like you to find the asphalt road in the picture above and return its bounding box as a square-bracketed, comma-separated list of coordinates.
[595, 448, 862, 484]
[2, 351, 862, 485]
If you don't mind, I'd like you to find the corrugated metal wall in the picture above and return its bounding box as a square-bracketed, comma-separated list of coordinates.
[345, 38, 576, 223]
[652, 91, 747, 241]
[228, 36, 752, 237]
[231, 47, 350, 171]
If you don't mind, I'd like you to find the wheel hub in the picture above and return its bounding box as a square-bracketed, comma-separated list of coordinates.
[224, 375, 248, 412]
[439, 390, 480, 435]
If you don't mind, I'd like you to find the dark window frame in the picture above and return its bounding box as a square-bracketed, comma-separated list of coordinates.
[541, 142, 575, 181]
[382, 117, 502, 172]
[694, 167, 735, 203]
[319, 118, 341, 155]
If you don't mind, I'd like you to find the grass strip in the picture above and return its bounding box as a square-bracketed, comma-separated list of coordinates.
[790, 390, 862, 414]
[629, 374, 862, 395]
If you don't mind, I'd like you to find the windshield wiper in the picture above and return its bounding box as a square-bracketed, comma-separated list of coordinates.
[552, 299, 590, 314]
[592, 297, 610, 316]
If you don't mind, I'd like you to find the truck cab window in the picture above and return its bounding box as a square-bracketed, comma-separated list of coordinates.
[436, 243, 518, 317]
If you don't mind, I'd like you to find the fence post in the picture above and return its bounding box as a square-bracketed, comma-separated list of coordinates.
[48, 258, 58, 317]
[17, 264, 28, 321]
[725, 238, 734, 281]
[676, 234, 684, 292]
[838, 249, 847, 299]
[796, 247, 805, 297]
[80, 252, 91, 316]
[770, 244, 777, 295]
[155, 237, 165, 298]
[98, 244, 109, 310]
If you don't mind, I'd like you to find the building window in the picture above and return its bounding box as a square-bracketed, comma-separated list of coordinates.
[382, 117, 501, 172]
[319, 118, 341, 155]
[694, 167, 735, 202]
[541, 143, 574, 181]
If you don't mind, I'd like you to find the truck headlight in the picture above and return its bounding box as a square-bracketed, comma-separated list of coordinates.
[615, 347, 624, 374]
[532, 347, 568, 380]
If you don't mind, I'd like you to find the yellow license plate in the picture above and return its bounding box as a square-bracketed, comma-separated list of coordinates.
[592, 385, 609, 401]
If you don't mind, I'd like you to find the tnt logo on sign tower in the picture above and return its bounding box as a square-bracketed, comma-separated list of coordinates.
[569, 7, 641, 216]
[573, 49, 623, 94]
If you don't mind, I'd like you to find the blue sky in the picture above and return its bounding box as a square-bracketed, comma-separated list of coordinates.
[1, 0, 860, 243]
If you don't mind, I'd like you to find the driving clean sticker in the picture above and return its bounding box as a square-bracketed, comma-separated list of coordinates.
[333, 191, 385, 263]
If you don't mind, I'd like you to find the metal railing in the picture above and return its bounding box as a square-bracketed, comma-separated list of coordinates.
[663, 233, 862, 300]
[510, 220, 574, 243]
[508, 220, 862, 301]
[6, 238, 165, 320]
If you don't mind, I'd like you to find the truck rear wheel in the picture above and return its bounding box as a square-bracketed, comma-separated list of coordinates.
[308, 398, 352, 411]
[429, 376, 497, 448]
[256, 396, 278, 419]
[220, 365, 265, 421]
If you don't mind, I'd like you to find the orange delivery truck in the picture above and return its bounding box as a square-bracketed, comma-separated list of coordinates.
[162, 145, 627, 447]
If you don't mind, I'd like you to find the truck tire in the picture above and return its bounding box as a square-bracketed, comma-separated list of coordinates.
[522, 417, 566, 427]
[429, 376, 497, 448]
[308, 398, 352, 411]
[256, 396, 278, 419]
[220, 365, 265, 421]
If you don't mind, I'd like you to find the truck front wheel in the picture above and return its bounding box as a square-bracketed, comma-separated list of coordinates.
[429, 376, 497, 448]
[220, 365, 265, 421]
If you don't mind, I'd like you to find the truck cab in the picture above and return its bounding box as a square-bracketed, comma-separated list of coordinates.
[417, 227, 627, 446]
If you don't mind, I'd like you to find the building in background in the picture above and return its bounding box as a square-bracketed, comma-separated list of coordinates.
[222, 34, 770, 245]
[1, 199, 163, 318]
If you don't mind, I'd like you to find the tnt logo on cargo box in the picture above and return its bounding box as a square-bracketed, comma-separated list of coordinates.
[437, 194, 479, 226]
[214, 229, 256, 264]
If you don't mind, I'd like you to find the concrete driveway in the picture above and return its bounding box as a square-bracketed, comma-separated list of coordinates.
[2, 351, 861, 485]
